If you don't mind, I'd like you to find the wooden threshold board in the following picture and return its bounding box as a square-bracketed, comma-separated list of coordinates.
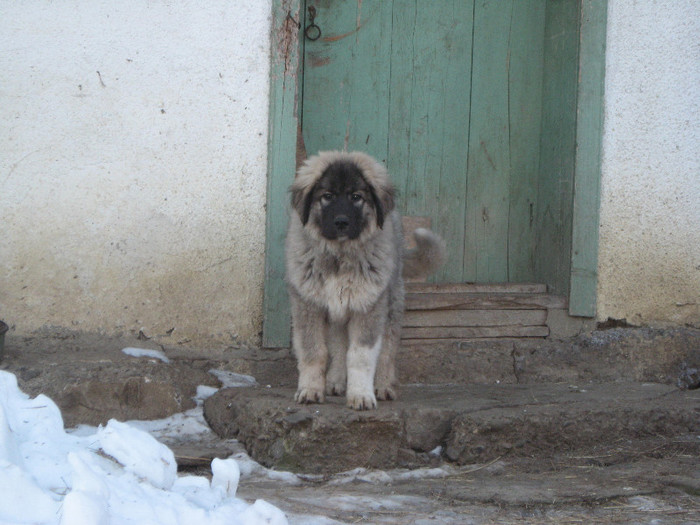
[402, 283, 566, 342]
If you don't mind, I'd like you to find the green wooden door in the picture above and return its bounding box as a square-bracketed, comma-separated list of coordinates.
[262, 0, 606, 347]
[300, 0, 545, 284]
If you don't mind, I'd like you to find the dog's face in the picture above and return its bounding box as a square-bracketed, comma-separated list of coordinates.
[294, 159, 392, 241]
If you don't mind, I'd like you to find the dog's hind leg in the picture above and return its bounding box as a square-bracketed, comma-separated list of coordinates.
[375, 277, 403, 400]
[325, 322, 348, 396]
[374, 319, 400, 401]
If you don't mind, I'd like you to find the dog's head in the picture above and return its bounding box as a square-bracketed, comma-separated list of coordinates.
[291, 151, 395, 241]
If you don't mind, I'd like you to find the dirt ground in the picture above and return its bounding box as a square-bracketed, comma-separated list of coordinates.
[1, 327, 699, 523]
[235, 450, 700, 524]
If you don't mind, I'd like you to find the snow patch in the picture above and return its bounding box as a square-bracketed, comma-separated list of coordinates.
[121, 346, 170, 363]
[97, 419, 178, 490]
[212, 457, 241, 497]
[196, 384, 219, 401]
[0, 370, 288, 525]
[209, 369, 258, 388]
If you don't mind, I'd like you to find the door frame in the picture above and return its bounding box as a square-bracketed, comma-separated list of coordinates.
[262, 0, 302, 348]
[569, 0, 608, 316]
[262, 0, 607, 348]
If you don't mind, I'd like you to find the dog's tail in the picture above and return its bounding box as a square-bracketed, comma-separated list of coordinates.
[403, 228, 446, 281]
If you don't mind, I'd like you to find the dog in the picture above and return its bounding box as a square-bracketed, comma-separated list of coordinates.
[285, 151, 445, 410]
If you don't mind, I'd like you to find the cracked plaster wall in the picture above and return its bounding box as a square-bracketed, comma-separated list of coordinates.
[0, 1, 272, 346]
[598, 0, 700, 326]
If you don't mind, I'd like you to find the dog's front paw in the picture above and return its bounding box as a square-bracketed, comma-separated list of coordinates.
[375, 385, 397, 401]
[295, 388, 325, 404]
[346, 391, 377, 410]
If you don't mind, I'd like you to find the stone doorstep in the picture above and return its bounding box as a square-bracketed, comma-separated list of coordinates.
[202, 382, 700, 475]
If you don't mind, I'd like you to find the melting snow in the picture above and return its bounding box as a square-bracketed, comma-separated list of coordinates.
[121, 347, 171, 363]
[0, 370, 287, 525]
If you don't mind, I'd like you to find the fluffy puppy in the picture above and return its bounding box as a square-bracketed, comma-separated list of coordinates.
[285, 151, 445, 409]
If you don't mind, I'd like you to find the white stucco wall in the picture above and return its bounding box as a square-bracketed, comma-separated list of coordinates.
[0, 1, 272, 346]
[598, 0, 700, 326]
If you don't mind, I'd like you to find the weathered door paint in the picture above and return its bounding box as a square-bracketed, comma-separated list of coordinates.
[300, 0, 545, 284]
[262, 0, 607, 347]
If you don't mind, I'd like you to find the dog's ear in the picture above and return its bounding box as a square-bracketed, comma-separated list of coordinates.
[368, 183, 395, 229]
[291, 184, 316, 225]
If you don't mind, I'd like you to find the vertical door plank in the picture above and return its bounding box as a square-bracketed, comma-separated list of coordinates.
[301, 2, 356, 155]
[391, 1, 440, 219]
[464, 0, 513, 283]
[388, 0, 474, 283]
[387, 0, 419, 213]
[507, 1, 546, 282]
[301, 1, 393, 161]
[535, 0, 580, 296]
[430, 1, 474, 283]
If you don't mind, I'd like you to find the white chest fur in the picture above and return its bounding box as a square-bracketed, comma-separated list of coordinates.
[286, 217, 398, 320]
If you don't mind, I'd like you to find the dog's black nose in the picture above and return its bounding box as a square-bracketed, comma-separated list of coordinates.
[334, 215, 350, 230]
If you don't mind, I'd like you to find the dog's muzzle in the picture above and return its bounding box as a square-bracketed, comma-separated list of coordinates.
[334, 215, 350, 232]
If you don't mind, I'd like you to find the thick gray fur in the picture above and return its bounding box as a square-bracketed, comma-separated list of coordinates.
[286, 151, 445, 410]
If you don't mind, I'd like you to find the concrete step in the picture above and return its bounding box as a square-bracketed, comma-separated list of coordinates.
[202, 382, 700, 474]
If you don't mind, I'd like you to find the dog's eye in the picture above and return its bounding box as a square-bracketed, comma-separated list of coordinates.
[321, 192, 334, 203]
[350, 193, 363, 203]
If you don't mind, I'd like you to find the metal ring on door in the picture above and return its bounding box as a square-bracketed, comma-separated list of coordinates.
[304, 6, 321, 41]
[305, 23, 321, 41]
